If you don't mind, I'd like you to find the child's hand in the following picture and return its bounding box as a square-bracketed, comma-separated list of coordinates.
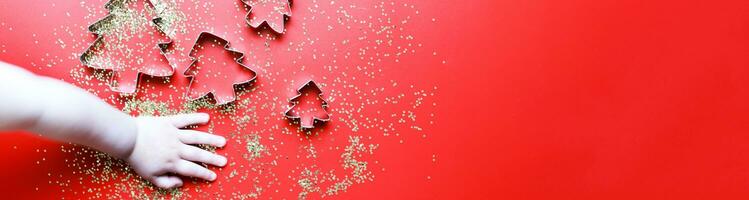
[126, 113, 227, 189]
[0, 62, 228, 189]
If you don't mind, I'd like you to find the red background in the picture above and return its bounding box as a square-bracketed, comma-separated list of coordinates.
[2, 0, 749, 199]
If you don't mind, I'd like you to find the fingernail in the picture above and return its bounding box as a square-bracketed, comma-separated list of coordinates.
[210, 172, 217, 181]
[220, 156, 228, 166]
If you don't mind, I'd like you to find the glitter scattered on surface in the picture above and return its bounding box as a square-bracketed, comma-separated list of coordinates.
[26, 0, 444, 198]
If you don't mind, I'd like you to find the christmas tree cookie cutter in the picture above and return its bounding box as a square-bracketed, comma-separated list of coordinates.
[80, 0, 175, 94]
[284, 80, 331, 129]
[183, 32, 258, 105]
[241, 0, 292, 33]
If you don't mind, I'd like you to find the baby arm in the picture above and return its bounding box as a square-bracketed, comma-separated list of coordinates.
[0, 61, 227, 188]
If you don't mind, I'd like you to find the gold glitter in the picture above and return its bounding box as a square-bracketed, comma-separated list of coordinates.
[244, 134, 266, 160]
[37, 0, 443, 198]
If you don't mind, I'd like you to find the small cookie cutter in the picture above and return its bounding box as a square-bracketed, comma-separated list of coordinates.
[183, 32, 258, 105]
[284, 80, 331, 128]
[241, 0, 292, 33]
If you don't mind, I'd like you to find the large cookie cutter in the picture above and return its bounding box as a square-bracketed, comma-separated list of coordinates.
[183, 32, 258, 105]
[284, 80, 331, 129]
[80, 0, 175, 94]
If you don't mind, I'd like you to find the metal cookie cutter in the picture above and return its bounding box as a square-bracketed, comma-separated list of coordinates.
[80, 0, 174, 94]
[183, 32, 258, 105]
[284, 80, 331, 129]
[241, 0, 292, 33]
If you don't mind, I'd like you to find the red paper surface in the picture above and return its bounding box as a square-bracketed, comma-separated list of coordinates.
[1, 0, 748, 199]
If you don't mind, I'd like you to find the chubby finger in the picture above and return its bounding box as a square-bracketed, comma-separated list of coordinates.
[172, 160, 217, 181]
[152, 175, 183, 189]
[178, 130, 226, 147]
[164, 113, 210, 128]
[180, 144, 227, 167]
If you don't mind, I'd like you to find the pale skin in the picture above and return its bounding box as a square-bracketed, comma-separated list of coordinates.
[0, 61, 227, 189]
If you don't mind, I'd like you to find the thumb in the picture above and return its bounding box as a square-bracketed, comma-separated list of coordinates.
[152, 175, 183, 189]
